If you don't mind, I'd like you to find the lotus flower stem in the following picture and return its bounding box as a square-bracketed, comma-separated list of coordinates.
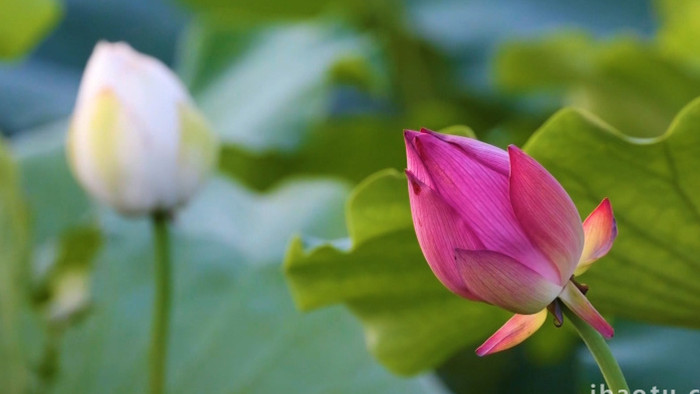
[562, 305, 628, 393]
[149, 212, 172, 394]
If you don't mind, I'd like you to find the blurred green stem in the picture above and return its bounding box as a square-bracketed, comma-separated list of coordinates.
[149, 212, 171, 394]
[562, 306, 628, 393]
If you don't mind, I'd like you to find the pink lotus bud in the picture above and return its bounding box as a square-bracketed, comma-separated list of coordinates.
[404, 128, 617, 354]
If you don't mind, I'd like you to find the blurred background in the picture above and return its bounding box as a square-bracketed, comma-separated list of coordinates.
[1, 0, 699, 393]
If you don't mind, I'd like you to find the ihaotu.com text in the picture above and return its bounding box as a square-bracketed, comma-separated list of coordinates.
[591, 384, 700, 394]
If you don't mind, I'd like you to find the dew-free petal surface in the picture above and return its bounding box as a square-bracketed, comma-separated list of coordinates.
[406, 170, 481, 300]
[475, 309, 548, 356]
[576, 198, 617, 275]
[456, 249, 562, 314]
[508, 145, 584, 285]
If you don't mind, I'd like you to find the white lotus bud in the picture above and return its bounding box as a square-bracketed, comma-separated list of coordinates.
[67, 41, 219, 216]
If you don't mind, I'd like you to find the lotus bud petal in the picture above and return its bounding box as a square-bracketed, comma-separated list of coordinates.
[67, 42, 219, 216]
[455, 249, 563, 314]
[507, 145, 584, 284]
[576, 198, 617, 276]
[475, 310, 548, 356]
[406, 171, 481, 300]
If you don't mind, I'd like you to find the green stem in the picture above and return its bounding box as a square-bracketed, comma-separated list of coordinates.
[149, 212, 171, 394]
[562, 306, 629, 393]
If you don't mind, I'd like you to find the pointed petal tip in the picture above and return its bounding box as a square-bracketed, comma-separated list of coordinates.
[590, 319, 615, 339]
[475, 310, 548, 356]
[404, 128, 433, 142]
[475, 345, 489, 357]
[577, 198, 618, 274]
[403, 129, 420, 143]
[404, 129, 435, 155]
[602, 326, 615, 339]
[404, 169, 420, 182]
[506, 144, 523, 155]
[582, 309, 615, 339]
[597, 198, 617, 229]
[405, 170, 424, 195]
[506, 144, 528, 161]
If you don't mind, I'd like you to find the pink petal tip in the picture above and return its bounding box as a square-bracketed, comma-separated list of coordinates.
[576, 198, 617, 275]
[476, 310, 548, 356]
